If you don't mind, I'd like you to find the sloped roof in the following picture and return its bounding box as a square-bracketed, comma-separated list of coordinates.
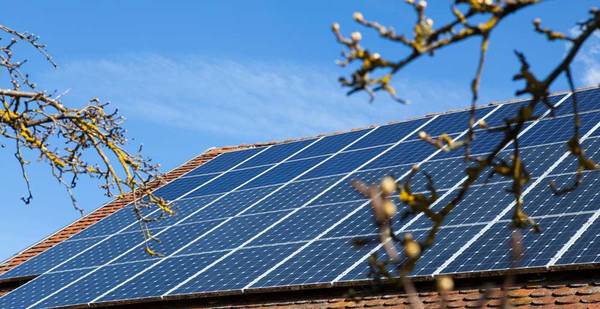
[1, 86, 600, 307]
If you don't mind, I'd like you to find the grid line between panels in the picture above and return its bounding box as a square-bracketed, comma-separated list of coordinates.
[432, 115, 600, 276]
[243, 104, 505, 289]
[25, 137, 325, 308]
[153, 116, 439, 297]
[85, 125, 384, 304]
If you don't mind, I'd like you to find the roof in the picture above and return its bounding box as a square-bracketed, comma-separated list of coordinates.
[0, 143, 273, 277]
[1, 85, 600, 307]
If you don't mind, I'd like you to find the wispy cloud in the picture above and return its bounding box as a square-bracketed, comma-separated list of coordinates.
[572, 29, 600, 86]
[36, 54, 471, 141]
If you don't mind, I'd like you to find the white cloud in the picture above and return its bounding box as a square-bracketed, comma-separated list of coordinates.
[572, 29, 600, 85]
[36, 54, 471, 141]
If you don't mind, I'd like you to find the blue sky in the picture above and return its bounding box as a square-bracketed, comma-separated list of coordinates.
[0, 1, 598, 261]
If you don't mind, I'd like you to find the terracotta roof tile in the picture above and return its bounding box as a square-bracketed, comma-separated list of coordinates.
[581, 292, 600, 304]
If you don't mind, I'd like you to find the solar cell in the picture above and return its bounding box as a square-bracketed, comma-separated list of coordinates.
[152, 173, 218, 201]
[363, 138, 453, 169]
[115, 219, 226, 263]
[408, 182, 515, 229]
[517, 110, 600, 147]
[125, 194, 225, 230]
[185, 165, 273, 197]
[180, 211, 290, 254]
[552, 136, 600, 174]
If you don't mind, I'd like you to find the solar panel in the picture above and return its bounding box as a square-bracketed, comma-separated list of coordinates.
[2, 88, 600, 308]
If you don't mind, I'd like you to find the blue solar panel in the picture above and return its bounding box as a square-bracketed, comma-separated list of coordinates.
[309, 167, 407, 206]
[37, 261, 155, 308]
[69, 207, 138, 240]
[556, 216, 600, 265]
[172, 243, 304, 294]
[240, 156, 325, 189]
[299, 146, 387, 180]
[482, 94, 566, 128]
[185, 165, 271, 197]
[290, 129, 372, 160]
[0, 269, 91, 309]
[408, 182, 514, 229]
[180, 211, 289, 255]
[322, 196, 433, 238]
[412, 107, 494, 138]
[185, 147, 265, 176]
[342, 225, 483, 280]
[364, 138, 450, 169]
[236, 139, 317, 169]
[347, 118, 430, 150]
[252, 238, 377, 287]
[441, 214, 591, 274]
[54, 229, 161, 271]
[408, 158, 468, 191]
[125, 194, 224, 231]
[515, 171, 600, 218]
[180, 186, 279, 221]
[0, 237, 100, 280]
[3, 87, 600, 308]
[152, 174, 218, 201]
[554, 88, 600, 116]
[247, 176, 340, 213]
[517, 111, 600, 147]
[98, 253, 224, 303]
[552, 136, 600, 174]
[249, 203, 358, 245]
[115, 220, 225, 263]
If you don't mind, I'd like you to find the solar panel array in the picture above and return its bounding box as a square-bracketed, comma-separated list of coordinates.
[1, 87, 600, 308]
